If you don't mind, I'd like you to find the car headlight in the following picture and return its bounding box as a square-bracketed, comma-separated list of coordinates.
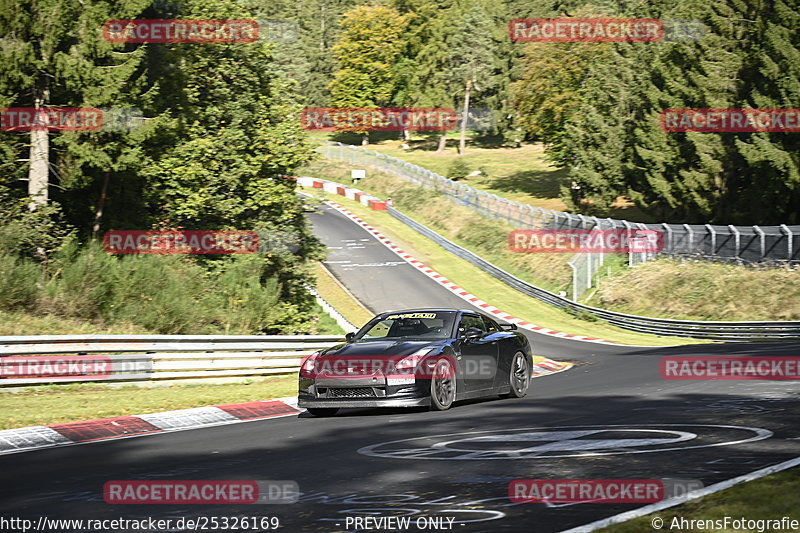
[395, 347, 438, 372]
[300, 351, 321, 378]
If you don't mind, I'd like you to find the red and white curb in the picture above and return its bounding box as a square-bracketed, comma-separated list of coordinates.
[0, 397, 301, 456]
[299, 177, 607, 344]
[532, 359, 573, 377]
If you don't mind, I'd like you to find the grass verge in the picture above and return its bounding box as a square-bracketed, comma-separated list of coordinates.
[599, 467, 800, 533]
[0, 376, 298, 430]
[593, 259, 800, 321]
[306, 190, 702, 346]
[313, 262, 374, 328]
[0, 306, 343, 336]
[0, 309, 150, 335]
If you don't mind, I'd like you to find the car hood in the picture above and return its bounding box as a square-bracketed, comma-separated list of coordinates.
[323, 339, 445, 357]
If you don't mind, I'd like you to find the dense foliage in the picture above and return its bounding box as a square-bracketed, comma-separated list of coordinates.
[0, 0, 324, 332]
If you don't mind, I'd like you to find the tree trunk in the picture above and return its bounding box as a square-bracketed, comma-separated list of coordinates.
[92, 171, 111, 238]
[459, 79, 471, 156]
[436, 133, 447, 152]
[402, 128, 410, 141]
[27, 89, 50, 211]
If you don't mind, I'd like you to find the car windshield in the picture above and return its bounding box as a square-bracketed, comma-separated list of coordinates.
[355, 311, 456, 340]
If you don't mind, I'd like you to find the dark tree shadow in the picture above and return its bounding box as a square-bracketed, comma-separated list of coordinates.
[488, 168, 569, 200]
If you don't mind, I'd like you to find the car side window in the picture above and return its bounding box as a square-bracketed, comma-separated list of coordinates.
[458, 314, 486, 336]
[362, 320, 392, 338]
[482, 316, 499, 332]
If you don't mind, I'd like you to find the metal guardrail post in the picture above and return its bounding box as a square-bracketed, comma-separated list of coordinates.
[780, 224, 793, 260]
[683, 224, 693, 254]
[568, 256, 580, 301]
[753, 225, 766, 259]
[662, 223, 673, 255]
[729, 225, 741, 261]
[705, 224, 716, 255]
[623, 220, 633, 265]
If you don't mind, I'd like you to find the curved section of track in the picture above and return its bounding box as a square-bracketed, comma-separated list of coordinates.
[309, 202, 629, 359]
[0, 203, 797, 533]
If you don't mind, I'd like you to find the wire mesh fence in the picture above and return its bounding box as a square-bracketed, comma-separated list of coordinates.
[318, 143, 800, 266]
[568, 251, 605, 301]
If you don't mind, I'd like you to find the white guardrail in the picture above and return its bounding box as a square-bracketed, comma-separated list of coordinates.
[0, 335, 344, 387]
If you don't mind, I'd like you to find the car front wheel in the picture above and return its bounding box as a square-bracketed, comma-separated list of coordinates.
[430, 359, 456, 411]
[503, 352, 530, 398]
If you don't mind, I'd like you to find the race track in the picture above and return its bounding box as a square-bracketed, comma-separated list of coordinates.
[0, 203, 798, 533]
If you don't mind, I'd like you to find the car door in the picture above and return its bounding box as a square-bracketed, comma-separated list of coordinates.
[456, 313, 499, 392]
[482, 316, 514, 389]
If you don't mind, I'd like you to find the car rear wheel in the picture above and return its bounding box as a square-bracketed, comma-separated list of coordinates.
[430, 359, 456, 411]
[306, 408, 339, 417]
[503, 352, 530, 399]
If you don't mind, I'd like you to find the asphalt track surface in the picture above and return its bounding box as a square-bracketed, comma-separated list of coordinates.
[1, 203, 799, 533]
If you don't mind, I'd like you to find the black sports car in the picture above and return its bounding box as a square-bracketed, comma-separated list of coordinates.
[298, 308, 533, 416]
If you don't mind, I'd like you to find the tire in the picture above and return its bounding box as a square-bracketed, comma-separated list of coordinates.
[430, 358, 456, 411]
[306, 408, 339, 417]
[502, 352, 530, 399]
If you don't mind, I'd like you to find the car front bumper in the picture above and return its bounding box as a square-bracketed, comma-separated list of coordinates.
[298, 397, 430, 409]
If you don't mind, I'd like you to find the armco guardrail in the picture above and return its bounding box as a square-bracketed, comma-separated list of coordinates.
[320, 143, 800, 264]
[0, 335, 343, 387]
[388, 208, 800, 341]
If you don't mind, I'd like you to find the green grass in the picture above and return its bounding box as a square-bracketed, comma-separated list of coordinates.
[0, 304, 343, 336]
[305, 189, 702, 346]
[600, 467, 800, 533]
[0, 309, 151, 335]
[0, 376, 299, 430]
[314, 262, 374, 328]
[312, 301, 346, 334]
[592, 258, 800, 321]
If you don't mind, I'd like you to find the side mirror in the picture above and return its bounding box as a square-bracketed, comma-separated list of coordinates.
[462, 327, 483, 341]
[345, 332, 355, 342]
[500, 323, 517, 331]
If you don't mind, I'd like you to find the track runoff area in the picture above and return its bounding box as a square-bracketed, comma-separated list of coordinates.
[0, 202, 798, 533]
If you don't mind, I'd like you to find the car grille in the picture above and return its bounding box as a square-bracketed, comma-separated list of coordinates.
[328, 387, 375, 398]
